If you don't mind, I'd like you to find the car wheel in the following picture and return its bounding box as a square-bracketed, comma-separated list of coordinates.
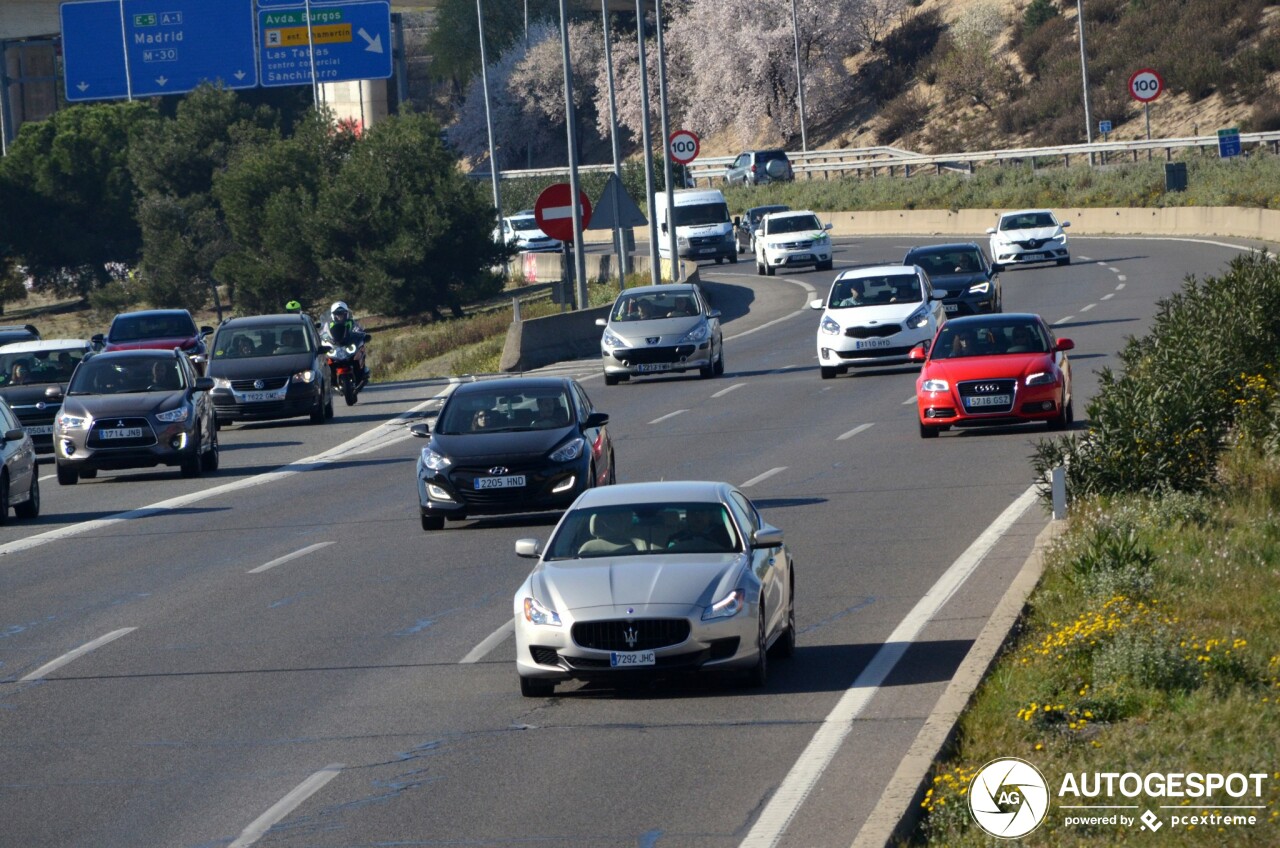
[421, 514, 445, 532]
[604, 373, 620, 387]
[713, 348, 725, 376]
[1050, 397, 1074, 430]
[608, 452, 617, 484]
[765, 264, 776, 277]
[699, 360, 714, 378]
[756, 261, 765, 276]
[181, 432, 203, 478]
[0, 472, 9, 525]
[201, 426, 220, 472]
[310, 393, 327, 424]
[589, 461, 598, 488]
[520, 675, 556, 697]
[745, 606, 768, 688]
[920, 421, 941, 439]
[817, 259, 833, 272]
[714, 256, 724, 265]
[820, 366, 838, 380]
[1057, 256, 1071, 266]
[79, 468, 97, 479]
[769, 571, 796, 659]
[57, 463, 78, 486]
[324, 392, 335, 419]
[14, 470, 39, 520]
[728, 250, 738, 265]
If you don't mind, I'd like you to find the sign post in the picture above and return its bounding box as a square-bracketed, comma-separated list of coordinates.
[535, 184, 593, 310]
[1127, 68, 1163, 143]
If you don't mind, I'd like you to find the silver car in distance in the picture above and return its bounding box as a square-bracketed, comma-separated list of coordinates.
[513, 480, 796, 697]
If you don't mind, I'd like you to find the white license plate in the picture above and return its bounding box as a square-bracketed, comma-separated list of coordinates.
[475, 474, 526, 490]
[966, 395, 1011, 408]
[1022, 253, 1044, 260]
[610, 650, 656, 668]
[242, 390, 283, 403]
[637, 363, 672, 373]
[788, 254, 812, 262]
[944, 304, 959, 313]
[101, 427, 143, 439]
[854, 338, 893, 350]
[24, 425, 53, 436]
[699, 247, 717, 254]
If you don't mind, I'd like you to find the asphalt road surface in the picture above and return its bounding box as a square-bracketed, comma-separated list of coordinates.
[0, 234, 1256, 847]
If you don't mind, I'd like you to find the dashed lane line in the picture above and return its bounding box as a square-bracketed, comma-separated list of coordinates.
[228, 764, 344, 848]
[741, 467, 786, 488]
[837, 424, 874, 441]
[247, 542, 335, 574]
[19, 627, 137, 682]
[649, 409, 688, 425]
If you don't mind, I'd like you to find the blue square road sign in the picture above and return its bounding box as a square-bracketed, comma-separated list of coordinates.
[259, 2, 393, 87]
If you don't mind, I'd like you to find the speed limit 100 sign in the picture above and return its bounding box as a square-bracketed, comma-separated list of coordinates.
[668, 130, 700, 164]
[1128, 68, 1164, 103]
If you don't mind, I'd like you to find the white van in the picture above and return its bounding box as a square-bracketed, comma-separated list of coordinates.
[654, 189, 737, 265]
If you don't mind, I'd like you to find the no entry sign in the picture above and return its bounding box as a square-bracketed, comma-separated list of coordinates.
[534, 183, 592, 243]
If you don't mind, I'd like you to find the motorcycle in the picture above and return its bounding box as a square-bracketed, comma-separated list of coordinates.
[323, 331, 372, 406]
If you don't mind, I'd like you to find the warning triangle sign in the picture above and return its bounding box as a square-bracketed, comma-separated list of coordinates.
[588, 173, 648, 230]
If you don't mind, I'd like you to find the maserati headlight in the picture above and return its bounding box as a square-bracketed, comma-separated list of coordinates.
[56, 411, 87, 430]
[419, 446, 452, 471]
[678, 322, 710, 344]
[922, 378, 950, 392]
[549, 437, 585, 463]
[291, 369, 316, 383]
[523, 596, 562, 627]
[702, 588, 745, 621]
[906, 306, 930, 329]
[601, 328, 625, 348]
[1026, 371, 1057, 386]
[966, 281, 990, 295]
[820, 316, 841, 336]
[155, 405, 190, 423]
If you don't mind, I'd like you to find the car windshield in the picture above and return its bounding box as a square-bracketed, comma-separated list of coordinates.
[827, 274, 922, 308]
[611, 291, 699, 322]
[109, 313, 197, 342]
[0, 346, 86, 386]
[932, 320, 1050, 359]
[544, 502, 742, 559]
[747, 206, 788, 226]
[509, 217, 541, 232]
[437, 387, 573, 434]
[672, 202, 730, 227]
[766, 214, 821, 235]
[68, 357, 186, 395]
[1000, 213, 1056, 231]
[213, 324, 312, 359]
[907, 249, 983, 276]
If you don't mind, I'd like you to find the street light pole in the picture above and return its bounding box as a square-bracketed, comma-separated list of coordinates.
[654, 0, 678, 280]
[476, 0, 502, 224]
[789, 0, 808, 152]
[557, 0, 588, 308]
[635, 1, 660, 285]
[601, 2, 629, 283]
[1076, 0, 1094, 165]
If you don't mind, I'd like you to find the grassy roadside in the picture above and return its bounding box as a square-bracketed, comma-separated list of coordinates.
[911, 253, 1280, 845]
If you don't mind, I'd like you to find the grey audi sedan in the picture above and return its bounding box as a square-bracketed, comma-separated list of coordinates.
[596, 284, 724, 385]
[512, 481, 795, 696]
[52, 349, 218, 484]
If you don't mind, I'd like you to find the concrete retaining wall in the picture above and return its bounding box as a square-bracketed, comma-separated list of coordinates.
[506, 251, 681, 284]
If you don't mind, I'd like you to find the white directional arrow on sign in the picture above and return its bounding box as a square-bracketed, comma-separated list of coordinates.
[77, 82, 89, 92]
[156, 76, 169, 86]
[358, 28, 383, 53]
[234, 70, 246, 81]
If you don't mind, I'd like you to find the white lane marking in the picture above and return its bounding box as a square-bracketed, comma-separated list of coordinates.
[1117, 275, 1126, 282]
[20, 627, 137, 682]
[1106, 266, 1119, 273]
[1080, 303, 1096, 312]
[738, 485, 1039, 848]
[1101, 293, 1115, 301]
[228, 764, 343, 848]
[713, 383, 746, 398]
[741, 467, 786, 488]
[1078, 255, 1092, 261]
[649, 409, 688, 425]
[1116, 282, 1126, 290]
[902, 395, 916, 406]
[1054, 316, 1075, 325]
[0, 386, 457, 561]
[39, 474, 54, 482]
[461, 618, 515, 664]
[837, 423, 873, 441]
[1095, 261, 1107, 266]
[247, 542, 334, 575]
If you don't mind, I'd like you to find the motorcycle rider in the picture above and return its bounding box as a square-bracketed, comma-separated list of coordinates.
[321, 301, 369, 381]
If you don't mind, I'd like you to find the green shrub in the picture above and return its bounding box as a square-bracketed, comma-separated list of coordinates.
[1092, 627, 1200, 694]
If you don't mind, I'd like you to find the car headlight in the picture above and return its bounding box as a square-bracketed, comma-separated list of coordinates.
[702, 588, 745, 621]
[820, 316, 841, 336]
[212, 377, 232, 389]
[906, 306, 930, 329]
[678, 322, 710, 344]
[601, 328, 625, 348]
[1026, 371, 1057, 386]
[56, 411, 87, 429]
[1053, 233, 1068, 243]
[677, 236, 690, 247]
[922, 378, 950, 392]
[549, 437, 585, 463]
[523, 596, 562, 627]
[966, 281, 990, 295]
[724, 231, 736, 242]
[155, 405, 190, 423]
[291, 369, 316, 383]
[420, 446, 452, 471]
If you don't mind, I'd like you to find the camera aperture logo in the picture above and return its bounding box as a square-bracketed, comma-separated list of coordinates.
[968, 757, 1051, 838]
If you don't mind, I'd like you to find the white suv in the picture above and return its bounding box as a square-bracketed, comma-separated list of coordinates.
[987, 209, 1070, 268]
[494, 210, 562, 253]
[754, 210, 833, 276]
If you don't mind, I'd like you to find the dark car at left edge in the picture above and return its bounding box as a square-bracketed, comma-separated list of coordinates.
[409, 376, 615, 531]
[205, 313, 334, 427]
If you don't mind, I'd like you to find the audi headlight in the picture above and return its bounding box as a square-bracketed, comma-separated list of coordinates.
[601, 328, 625, 348]
[212, 377, 232, 389]
[966, 281, 990, 295]
[678, 322, 710, 344]
[419, 446, 452, 471]
[291, 369, 316, 383]
[523, 596, 562, 627]
[155, 405, 190, 423]
[549, 437, 585, 463]
[820, 316, 841, 336]
[56, 411, 87, 430]
[922, 378, 950, 392]
[906, 306, 930, 329]
[1026, 371, 1057, 386]
[702, 588, 745, 621]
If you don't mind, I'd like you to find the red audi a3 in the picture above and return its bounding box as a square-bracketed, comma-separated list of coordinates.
[909, 313, 1074, 439]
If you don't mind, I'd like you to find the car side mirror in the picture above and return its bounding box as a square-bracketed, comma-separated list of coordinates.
[1, 428, 24, 443]
[45, 385, 63, 400]
[1056, 338, 1075, 351]
[660, 223, 668, 234]
[824, 223, 833, 230]
[991, 263, 1002, 273]
[733, 216, 741, 226]
[706, 308, 721, 319]
[584, 411, 609, 428]
[91, 333, 105, 347]
[930, 291, 945, 301]
[752, 525, 784, 548]
[1061, 221, 1071, 228]
[907, 344, 927, 362]
[985, 227, 997, 235]
[200, 326, 214, 336]
[409, 422, 431, 438]
[514, 538, 541, 558]
[809, 298, 825, 310]
[595, 317, 608, 327]
[193, 377, 214, 392]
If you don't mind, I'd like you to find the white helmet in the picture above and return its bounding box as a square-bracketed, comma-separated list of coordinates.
[330, 301, 350, 320]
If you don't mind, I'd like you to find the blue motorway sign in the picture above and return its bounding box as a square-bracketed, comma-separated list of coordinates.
[259, 3, 393, 87]
[61, 0, 257, 102]
[1217, 128, 1242, 158]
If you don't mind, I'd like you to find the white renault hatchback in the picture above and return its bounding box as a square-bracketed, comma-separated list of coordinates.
[810, 265, 945, 379]
[987, 208, 1071, 268]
